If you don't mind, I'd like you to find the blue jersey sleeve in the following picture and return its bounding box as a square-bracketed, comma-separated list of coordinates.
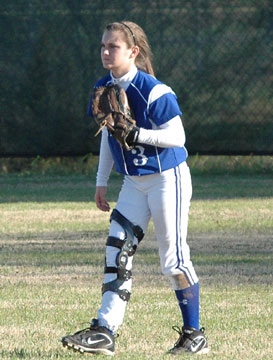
[148, 92, 182, 126]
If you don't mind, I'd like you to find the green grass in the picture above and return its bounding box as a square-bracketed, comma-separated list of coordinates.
[0, 167, 273, 359]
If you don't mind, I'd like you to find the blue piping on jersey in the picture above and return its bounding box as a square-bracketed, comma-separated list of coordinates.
[155, 147, 162, 172]
[121, 148, 129, 175]
[130, 83, 148, 105]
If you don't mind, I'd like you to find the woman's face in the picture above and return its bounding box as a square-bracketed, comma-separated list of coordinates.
[101, 30, 137, 78]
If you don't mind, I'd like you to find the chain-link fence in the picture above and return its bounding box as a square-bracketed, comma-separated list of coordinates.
[1, 0, 272, 156]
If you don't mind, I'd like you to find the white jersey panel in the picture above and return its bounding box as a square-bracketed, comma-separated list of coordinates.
[147, 84, 175, 108]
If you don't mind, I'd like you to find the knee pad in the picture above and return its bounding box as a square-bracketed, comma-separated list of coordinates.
[102, 209, 144, 302]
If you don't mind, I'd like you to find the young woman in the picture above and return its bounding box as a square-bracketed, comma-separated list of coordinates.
[62, 21, 208, 356]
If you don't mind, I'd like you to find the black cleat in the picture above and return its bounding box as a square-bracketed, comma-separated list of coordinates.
[61, 319, 115, 356]
[168, 326, 209, 355]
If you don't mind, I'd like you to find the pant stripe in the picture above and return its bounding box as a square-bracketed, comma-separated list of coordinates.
[174, 166, 194, 285]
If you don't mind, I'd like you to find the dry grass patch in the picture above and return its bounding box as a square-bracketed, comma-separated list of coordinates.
[0, 203, 111, 234]
[189, 198, 273, 232]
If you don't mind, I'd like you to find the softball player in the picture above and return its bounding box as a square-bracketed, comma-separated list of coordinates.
[62, 21, 208, 356]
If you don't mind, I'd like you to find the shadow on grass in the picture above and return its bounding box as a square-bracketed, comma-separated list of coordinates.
[1, 230, 272, 286]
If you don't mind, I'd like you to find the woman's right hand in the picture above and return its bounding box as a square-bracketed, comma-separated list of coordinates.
[95, 186, 110, 212]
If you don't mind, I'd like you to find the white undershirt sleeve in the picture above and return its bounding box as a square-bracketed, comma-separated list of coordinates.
[96, 115, 185, 185]
[96, 128, 114, 187]
[137, 115, 186, 148]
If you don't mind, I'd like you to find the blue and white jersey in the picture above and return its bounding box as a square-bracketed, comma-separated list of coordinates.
[88, 70, 188, 176]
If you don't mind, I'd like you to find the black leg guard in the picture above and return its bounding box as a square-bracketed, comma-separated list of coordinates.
[110, 209, 144, 243]
[102, 209, 144, 302]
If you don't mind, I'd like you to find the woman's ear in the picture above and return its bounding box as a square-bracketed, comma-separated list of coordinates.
[130, 45, 140, 59]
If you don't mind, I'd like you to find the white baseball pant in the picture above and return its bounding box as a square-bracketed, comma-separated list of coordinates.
[98, 161, 198, 332]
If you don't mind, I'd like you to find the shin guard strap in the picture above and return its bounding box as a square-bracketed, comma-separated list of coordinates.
[106, 236, 124, 249]
[104, 266, 132, 281]
[110, 209, 144, 242]
[102, 280, 131, 302]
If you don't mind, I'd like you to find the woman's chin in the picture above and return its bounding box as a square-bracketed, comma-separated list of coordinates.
[103, 63, 112, 70]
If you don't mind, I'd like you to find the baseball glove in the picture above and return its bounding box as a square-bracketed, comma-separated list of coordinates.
[92, 84, 139, 151]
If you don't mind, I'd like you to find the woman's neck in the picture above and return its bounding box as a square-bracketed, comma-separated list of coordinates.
[111, 65, 138, 83]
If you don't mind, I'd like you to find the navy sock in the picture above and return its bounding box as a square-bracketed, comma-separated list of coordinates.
[175, 282, 199, 330]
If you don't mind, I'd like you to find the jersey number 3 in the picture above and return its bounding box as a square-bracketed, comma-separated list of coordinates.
[132, 146, 148, 166]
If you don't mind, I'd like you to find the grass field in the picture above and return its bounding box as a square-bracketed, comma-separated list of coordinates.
[0, 161, 273, 359]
